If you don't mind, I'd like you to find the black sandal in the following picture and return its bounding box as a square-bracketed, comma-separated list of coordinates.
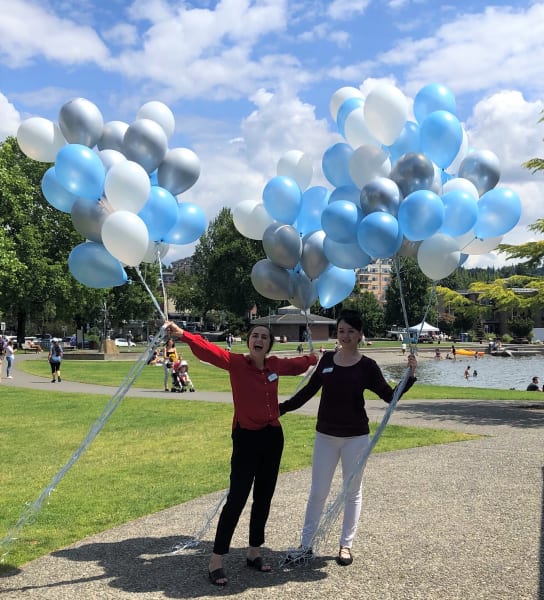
[336, 546, 353, 566]
[208, 567, 228, 586]
[246, 556, 271, 572]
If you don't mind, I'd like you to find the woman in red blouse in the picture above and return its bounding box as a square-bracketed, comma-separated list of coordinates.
[166, 321, 317, 586]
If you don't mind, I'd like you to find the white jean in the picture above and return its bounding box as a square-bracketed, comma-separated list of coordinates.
[301, 431, 369, 549]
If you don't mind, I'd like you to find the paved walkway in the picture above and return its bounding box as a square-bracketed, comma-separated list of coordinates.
[1, 353, 543, 599]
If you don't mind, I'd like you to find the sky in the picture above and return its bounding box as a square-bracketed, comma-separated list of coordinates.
[1, 0, 544, 269]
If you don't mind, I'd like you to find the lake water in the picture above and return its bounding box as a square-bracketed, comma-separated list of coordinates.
[383, 353, 544, 391]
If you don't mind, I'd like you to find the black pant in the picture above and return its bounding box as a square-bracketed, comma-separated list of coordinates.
[213, 424, 284, 555]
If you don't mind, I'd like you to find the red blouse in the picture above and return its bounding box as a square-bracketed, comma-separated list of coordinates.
[179, 330, 317, 430]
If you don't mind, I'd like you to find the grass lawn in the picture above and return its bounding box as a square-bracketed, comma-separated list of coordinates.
[19, 348, 541, 401]
[0, 386, 478, 571]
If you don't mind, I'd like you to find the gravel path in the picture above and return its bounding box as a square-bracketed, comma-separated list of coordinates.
[1, 351, 542, 599]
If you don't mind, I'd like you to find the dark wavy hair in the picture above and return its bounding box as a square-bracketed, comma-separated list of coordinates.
[337, 309, 363, 332]
[246, 324, 274, 353]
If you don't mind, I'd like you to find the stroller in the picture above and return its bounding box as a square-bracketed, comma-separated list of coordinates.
[171, 359, 195, 393]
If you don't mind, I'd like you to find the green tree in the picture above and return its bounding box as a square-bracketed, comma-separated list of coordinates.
[176, 207, 275, 319]
[341, 291, 385, 337]
[0, 137, 87, 339]
[384, 258, 434, 328]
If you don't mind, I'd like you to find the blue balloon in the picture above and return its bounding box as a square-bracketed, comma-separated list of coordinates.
[262, 176, 301, 224]
[68, 242, 127, 288]
[439, 190, 478, 236]
[386, 121, 421, 163]
[41, 167, 79, 213]
[336, 97, 364, 137]
[296, 186, 330, 236]
[321, 143, 354, 188]
[357, 212, 403, 258]
[317, 266, 356, 309]
[398, 189, 444, 241]
[163, 201, 207, 245]
[474, 187, 522, 238]
[420, 110, 463, 168]
[55, 143, 105, 199]
[323, 236, 371, 269]
[138, 185, 179, 241]
[321, 199, 361, 243]
[414, 83, 457, 124]
[329, 185, 360, 205]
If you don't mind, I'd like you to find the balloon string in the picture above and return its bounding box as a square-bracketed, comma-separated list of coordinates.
[0, 327, 167, 563]
[304, 310, 314, 354]
[135, 266, 167, 322]
[156, 250, 169, 320]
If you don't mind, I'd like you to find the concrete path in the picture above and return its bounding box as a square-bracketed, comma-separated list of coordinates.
[0, 353, 543, 599]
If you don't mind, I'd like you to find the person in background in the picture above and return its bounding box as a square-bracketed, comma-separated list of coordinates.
[464, 365, 471, 380]
[166, 320, 317, 587]
[48, 340, 63, 383]
[5, 339, 15, 378]
[162, 337, 179, 392]
[280, 309, 417, 567]
[526, 376, 541, 391]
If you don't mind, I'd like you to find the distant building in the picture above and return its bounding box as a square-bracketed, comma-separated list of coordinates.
[356, 259, 392, 304]
[250, 306, 336, 342]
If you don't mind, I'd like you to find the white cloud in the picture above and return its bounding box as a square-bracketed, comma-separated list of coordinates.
[0, 93, 21, 140]
[327, 0, 371, 21]
[383, 4, 544, 100]
[0, 0, 109, 68]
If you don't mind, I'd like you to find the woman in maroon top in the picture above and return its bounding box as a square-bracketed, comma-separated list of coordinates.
[279, 309, 417, 567]
[166, 321, 316, 586]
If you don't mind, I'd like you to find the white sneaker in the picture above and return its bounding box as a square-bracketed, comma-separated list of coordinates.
[7, 375, 13, 379]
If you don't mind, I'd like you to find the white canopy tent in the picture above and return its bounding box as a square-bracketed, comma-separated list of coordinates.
[409, 321, 440, 333]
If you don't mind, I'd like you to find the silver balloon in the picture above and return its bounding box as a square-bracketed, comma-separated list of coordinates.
[398, 237, 421, 258]
[98, 149, 126, 172]
[390, 152, 434, 197]
[71, 197, 109, 243]
[360, 177, 401, 216]
[97, 120, 129, 152]
[262, 223, 302, 269]
[289, 271, 318, 310]
[251, 259, 293, 300]
[59, 97, 104, 147]
[123, 118, 168, 174]
[157, 147, 200, 195]
[458, 149, 500, 196]
[301, 230, 329, 280]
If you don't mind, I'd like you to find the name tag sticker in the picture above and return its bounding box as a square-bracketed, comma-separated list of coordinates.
[322, 367, 334, 373]
[268, 372, 278, 382]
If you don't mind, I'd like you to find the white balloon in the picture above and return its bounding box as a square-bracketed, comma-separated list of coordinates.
[98, 149, 127, 172]
[442, 177, 479, 200]
[232, 199, 275, 240]
[101, 211, 149, 266]
[330, 86, 364, 121]
[348, 145, 390, 189]
[142, 240, 170, 263]
[344, 107, 380, 148]
[137, 101, 176, 138]
[454, 230, 503, 255]
[277, 150, 313, 191]
[364, 83, 408, 145]
[417, 234, 461, 280]
[104, 160, 151, 213]
[17, 117, 66, 162]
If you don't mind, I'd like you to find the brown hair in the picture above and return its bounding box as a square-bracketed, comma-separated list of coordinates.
[246, 324, 274, 353]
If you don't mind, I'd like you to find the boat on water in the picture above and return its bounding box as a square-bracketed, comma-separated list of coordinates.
[490, 349, 514, 357]
[456, 348, 485, 357]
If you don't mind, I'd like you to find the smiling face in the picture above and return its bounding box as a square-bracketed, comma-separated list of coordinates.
[247, 325, 273, 357]
[336, 318, 362, 352]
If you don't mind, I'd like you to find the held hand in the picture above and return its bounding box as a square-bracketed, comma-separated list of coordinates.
[165, 321, 184, 337]
[407, 354, 417, 375]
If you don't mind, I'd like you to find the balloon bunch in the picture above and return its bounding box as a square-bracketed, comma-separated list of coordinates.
[16, 98, 206, 288]
[234, 82, 522, 308]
